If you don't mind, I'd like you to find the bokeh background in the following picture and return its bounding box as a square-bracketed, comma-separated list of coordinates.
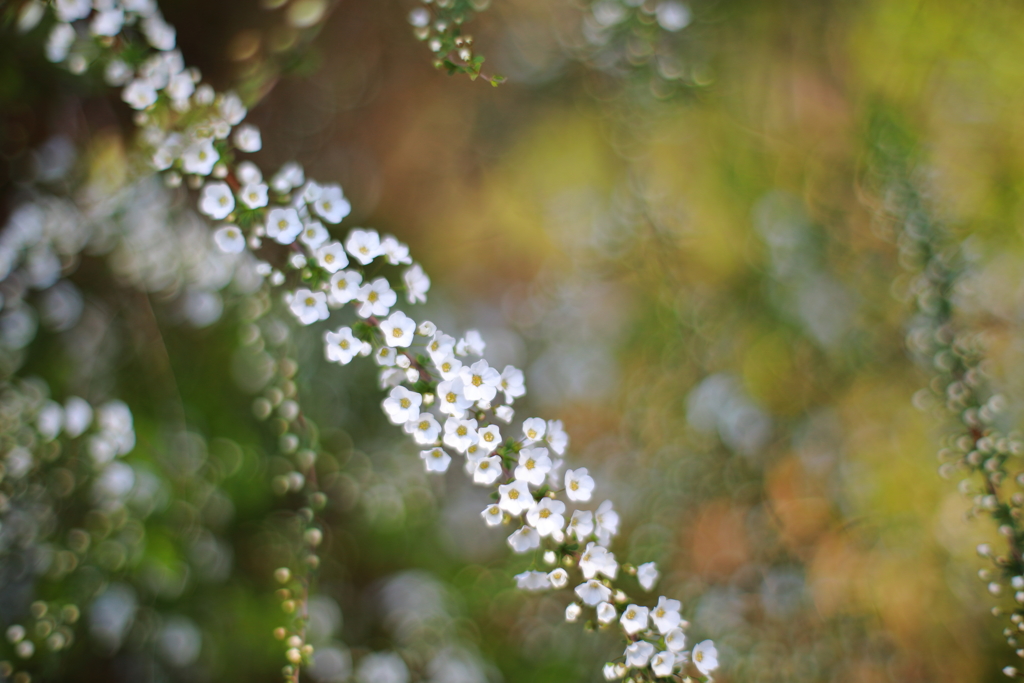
[6, 0, 1024, 681]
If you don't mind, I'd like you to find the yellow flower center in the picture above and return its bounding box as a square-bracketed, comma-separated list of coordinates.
[483, 432, 494, 442]
[539, 508, 550, 518]
[472, 375, 482, 386]
[278, 219, 288, 229]
[570, 481, 579, 491]
[418, 421, 429, 430]
[400, 398, 410, 408]
[305, 297, 315, 306]
[368, 291, 378, 302]
[339, 340, 349, 350]
[446, 392, 456, 404]
[525, 459, 535, 470]
[527, 429, 537, 439]
[509, 490, 519, 499]
[457, 426, 467, 436]
[325, 253, 334, 263]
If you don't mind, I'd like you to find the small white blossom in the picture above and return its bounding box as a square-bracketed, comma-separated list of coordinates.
[595, 499, 620, 545]
[637, 562, 659, 591]
[299, 180, 322, 204]
[55, 0, 91, 22]
[523, 417, 546, 443]
[460, 360, 500, 402]
[64, 397, 93, 437]
[549, 568, 569, 589]
[481, 504, 503, 527]
[692, 641, 718, 675]
[650, 651, 676, 678]
[141, 14, 176, 50]
[442, 417, 478, 453]
[271, 162, 304, 192]
[122, 79, 158, 110]
[182, 139, 219, 175]
[299, 221, 329, 249]
[213, 225, 246, 253]
[476, 424, 501, 453]
[165, 71, 194, 104]
[345, 229, 382, 265]
[526, 498, 565, 536]
[603, 663, 626, 680]
[91, 9, 125, 37]
[104, 59, 133, 86]
[324, 327, 360, 364]
[665, 629, 687, 652]
[473, 455, 502, 485]
[419, 447, 451, 473]
[405, 412, 441, 445]
[427, 333, 456, 362]
[624, 641, 655, 669]
[495, 405, 514, 422]
[219, 92, 246, 125]
[289, 288, 329, 325]
[437, 378, 472, 418]
[546, 419, 569, 454]
[233, 124, 262, 152]
[565, 603, 583, 622]
[435, 355, 462, 381]
[565, 468, 595, 502]
[374, 346, 397, 367]
[596, 601, 617, 625]
[380, 311, 416, 347]
[199, 181, 235, 219]
[237, 161, 262, 184]
[382, 386, 422, 424]
[568, 510, 594, 540]
[579, 543, 618, 580]
[313, 184, 351, 224]
[36, 401, 64, 441]
[328, 270, 362, 305]
[619, 604, 649, 635]
[575, 580, 611, 606]
[355, 278, 397, 318]
[416, 321, 436, 336]
[266, 207, 303, 245]
[239, 182, 269, 209]
[316, 241, 349, 273]
[498, 480, 534, 515]
[380, 235, 412, 265]
[651, 596, 682, 635]
[403, 264, 430, 304]
[514, 447, 552, 487]
[514, 571, 551, 591]
[499, 365, 525, 403]
[507, 526, 540, 553]
[457, 330, 486, 356]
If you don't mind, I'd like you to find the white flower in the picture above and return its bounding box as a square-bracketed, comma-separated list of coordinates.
[457, 330, 486, 356]
[403, 264, 430, 304]
[141, 14, 176, 50]
[476, 424, 501, 453]
[499, 365, 525, 403]
[624, 641, 655, 669]
[481, 504, 503, 527]
[514, 571, 551, 591]
[523, 417, 546, 443]
[219, 92, 246, 125]
[165, 71, 194, 103]
[603, 663, 626, 680]
[313, 184, 351, 224]
[271, 161, 304, 192]
[182, 139, 219, 175]
[546, 419, 569, 454]
[507, 526, 540, 553]
[36, 401, 64, 441]
[435, 355, 462, 381]
[233, 124, 262, 152]
[442, 418, 478, 453]
[64, 397, 93, 437]
[122, 79, 158, 110]
[692, 641, 718, 675]
[619, 604, 649, 635]
[266, 207, 303, 245]
[416, 321, 436, 336]
[55, 0, 91, 22]
[374, 346, 397, 367]
[214, 225, 246, 253]
[404, 412, 441, 445]
[328, 270, 362, 305]
[495, 405, 514, 423]
[437, 378, 472, 418]
[574, 580, 611, 606]
[345, 229, 382, 265]
[104, 59, 133, 86]
[289, 288, 329, 325]
[380, 311, 416, 347]
[91, 9, 125, 37]
[324, 327, 360, 364]
[549, 568, 569, 589]
[355, 278, 396, 318]
[459, 360, 500, 402]
[514, 447, 552, 487]
[565, 468, 595, 502]
[595, 499, 620, 545]
[199, 182, 235, 219]
[382, 386, 422, 424]
[596, 601, 617, 624]
[637, 562, 659, 591]
[316, 241, 349, 273]
[565, 604, 583, 622]
[650, 651, 675, 678]
[473, 455, 502, 485]
[299, 221, 329, 249]
[498, 480, 534, 515]
[419, 447, 451, 473]
[237, 161, 262, 184]
[427, 333, 455, 362]
[651, 596, 682, 634]
[526, 498, 565, 536]
[579, 543, 617, 580]
[568, 510, 594, 540]
[239, 182, 269, 209]
[380, 235, 412, 265]
[665, 629, 687, 652]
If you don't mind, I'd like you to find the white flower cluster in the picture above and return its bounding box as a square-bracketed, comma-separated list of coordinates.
[34, 1, 720, 679]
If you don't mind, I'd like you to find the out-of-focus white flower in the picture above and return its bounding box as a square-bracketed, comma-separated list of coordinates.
[233, 124, 262, 152]
[514, 447, 552, 487]
[549, 568, 569, 588]
[64, 396, 93, 437]
[515, 571, 551, 591]
[355, 278, 397, 318]
[500, 365, 525, 403]
[498, 479, 534, 515]
[419, 447, 451, 473]
[380, 235, 412, 265]
[316, 241, 349, 273]
[565, 603, 582, 622]
[457, 330, 486, 356]
[637, 562, 659, 591]
[603, 662, 626, 680]
[568, 509, 594, 540]
[546, 419, 569, 454]
[199, 182, 235, 219]
[650, 651, 676, 677]
[382, 386, 422, 424]
[579, 543, 617, 580]
[91, 8, 125, 37]
[266, 207, 303, 245]
[122, 79, 158, 110]
[427, 333, 455, 362]
[481, 504, 503, 527]
[289, 288, 329, 325]
[324, 326, 360, 364]
[239, 182, 269, 209]
[380, 311, 416, 348]
[526, 497, 565, 536]
[619, 604, 649, 635]
[313, 184, 350, 224]
[182, 139, 219, 175]
[404, 412, 440, 445]
[403, 264, 430, 304]
[104, 59, 133, 86]
[565, 468, 595, 502]
[624, 641, 655, 669]
[236, 161, 262, 184]
[472, 455, 502, 485]
[507, 526, 540, 553]
[655, 1, 691, 31]
[213, 225, 246, 253]
[595, 499, 620, 545]
[328, 270, 362, 306]
[345, 229, 382, 265]
[575, 580, 611, 606]
[36, 400, 64, 441]
[597, 601, 617, 624]
[651, 596, 682, 634]
[55, 0, 91, 22]
[299, 221, 329, 249]
[218, 92, 246, 125]
[495, 405, 514, 422]
[665, 628, 687, 652]
[271, 161, 305, 192]
[692, 641, 718, 675]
